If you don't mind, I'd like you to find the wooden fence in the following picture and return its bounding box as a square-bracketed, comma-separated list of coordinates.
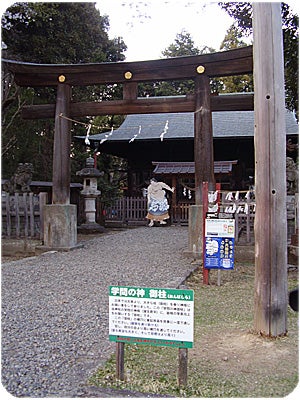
[2, 192, 47, 239]
[2, 193, 296, 245]
[103, 197, 148, 226]
[171, 204, 190, 225]
[219, 194, 256, 244]
[103, 195, 296, 244]
[102, 197, 256, 243]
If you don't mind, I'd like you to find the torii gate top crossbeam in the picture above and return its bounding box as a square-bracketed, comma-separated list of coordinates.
[3, 46, 252, 87]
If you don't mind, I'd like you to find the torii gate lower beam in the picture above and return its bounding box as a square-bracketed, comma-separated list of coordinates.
[20, 93, 254, 119]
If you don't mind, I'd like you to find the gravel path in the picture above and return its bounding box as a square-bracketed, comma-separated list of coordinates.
[2, 226, 196, 397]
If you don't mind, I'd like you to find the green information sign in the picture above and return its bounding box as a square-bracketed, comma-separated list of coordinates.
[109, 286, 194, 348]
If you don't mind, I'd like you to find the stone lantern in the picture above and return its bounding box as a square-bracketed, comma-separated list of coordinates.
[76, 156, 105, 233]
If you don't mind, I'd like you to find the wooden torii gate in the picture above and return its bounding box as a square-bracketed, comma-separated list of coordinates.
[3, 46, 253, 252]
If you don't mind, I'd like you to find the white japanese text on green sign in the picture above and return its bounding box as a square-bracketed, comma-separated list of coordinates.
[109, 286, 194, 348]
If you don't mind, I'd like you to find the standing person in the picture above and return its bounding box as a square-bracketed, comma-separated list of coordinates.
[146, 178, 175, 226]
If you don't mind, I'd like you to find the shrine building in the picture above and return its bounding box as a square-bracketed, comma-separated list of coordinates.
[76, 102, 298, 201]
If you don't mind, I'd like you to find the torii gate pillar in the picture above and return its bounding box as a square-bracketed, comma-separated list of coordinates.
[43, 83, 78, 250]
[188, 74, 215, 259]
[253, 3, 287, 336]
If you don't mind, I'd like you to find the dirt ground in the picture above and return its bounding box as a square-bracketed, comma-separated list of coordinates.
[191, 325, 298, 395]
[1, 230, 123, 263]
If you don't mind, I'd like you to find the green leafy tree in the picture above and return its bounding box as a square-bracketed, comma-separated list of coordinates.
[161, 29, 200, 58]
[2, 2, 126, 63]
[219, 2, 299, 114]
[2, 2, 127, 183]
[218, 24, 253, 93]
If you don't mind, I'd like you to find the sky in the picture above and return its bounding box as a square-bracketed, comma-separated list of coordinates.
[1, 1, 298, 61]
[96, 1, 237, 61]
[96, 0, 299, 62]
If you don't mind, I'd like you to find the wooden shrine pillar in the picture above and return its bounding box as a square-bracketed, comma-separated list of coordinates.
[194, 74, 215, 205]
[253, 3, 287, 336]
[53, 83, 71, 204]
[188, 74, 215, 258]
[42, 83, 78, 250]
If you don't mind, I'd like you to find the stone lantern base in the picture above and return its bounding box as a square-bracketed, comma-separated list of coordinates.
[77, 195, 105, 234]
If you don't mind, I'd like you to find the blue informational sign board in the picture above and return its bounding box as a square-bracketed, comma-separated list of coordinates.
[204, 219, 235, 270]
